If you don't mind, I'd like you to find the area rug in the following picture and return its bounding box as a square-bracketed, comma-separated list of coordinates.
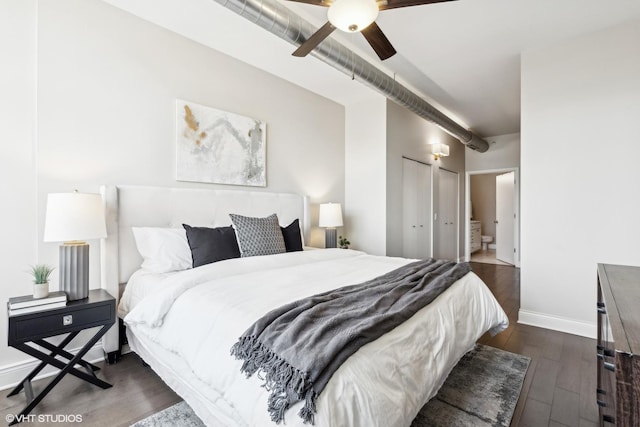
[131, 401, 205, 427]
[131, 344, 529, 427]
[411, 344, 530, 427]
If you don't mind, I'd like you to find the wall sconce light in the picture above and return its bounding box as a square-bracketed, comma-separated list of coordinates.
[430, 143, 450, 160]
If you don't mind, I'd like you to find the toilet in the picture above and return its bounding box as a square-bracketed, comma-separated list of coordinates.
[481, 235, 493, 251]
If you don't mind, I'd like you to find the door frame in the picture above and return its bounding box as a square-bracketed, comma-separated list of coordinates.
[464, 167, 520, 267]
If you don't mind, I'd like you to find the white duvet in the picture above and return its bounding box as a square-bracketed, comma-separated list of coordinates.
[125, 249, 508, 427]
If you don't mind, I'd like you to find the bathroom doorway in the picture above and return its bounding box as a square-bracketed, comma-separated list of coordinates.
[465, 168, 520, 266]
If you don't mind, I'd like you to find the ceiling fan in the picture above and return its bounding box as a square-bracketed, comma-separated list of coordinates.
[289, 0, 456, 60]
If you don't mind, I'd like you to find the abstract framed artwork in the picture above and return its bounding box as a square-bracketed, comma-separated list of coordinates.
[176, 100, 266, 187]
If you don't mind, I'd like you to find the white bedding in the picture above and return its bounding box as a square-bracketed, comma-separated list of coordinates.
[118, 246, 321, 318]
[118, 269, 174, 318]
[125, 249, 508, 427]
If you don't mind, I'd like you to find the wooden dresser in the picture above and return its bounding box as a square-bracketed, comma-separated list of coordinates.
[596, 264, 640, 426]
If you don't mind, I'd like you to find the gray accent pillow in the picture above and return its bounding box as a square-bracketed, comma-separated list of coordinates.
[229, 213, 287, 257]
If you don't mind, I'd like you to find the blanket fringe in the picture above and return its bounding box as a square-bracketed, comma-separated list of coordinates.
[231, 336, 317, 424]
[298, 388, 318, 425]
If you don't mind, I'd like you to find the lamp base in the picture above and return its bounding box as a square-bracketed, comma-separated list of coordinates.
[59, 243, 90, 301]
[325, 228, 337, 249]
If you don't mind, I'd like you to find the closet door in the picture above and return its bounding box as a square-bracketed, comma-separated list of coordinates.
[402, 158, 432, 259]
[436, 169, 458, 260]
[415, 161, 432, 259]
[402, 159, 418, 258]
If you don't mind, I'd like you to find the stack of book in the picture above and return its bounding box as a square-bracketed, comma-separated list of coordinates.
[8, 291, 67, 316]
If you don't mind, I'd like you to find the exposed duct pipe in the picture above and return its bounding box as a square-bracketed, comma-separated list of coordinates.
[214, 0, 489, 152]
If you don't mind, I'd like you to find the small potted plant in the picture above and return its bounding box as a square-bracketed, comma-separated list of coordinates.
[338, 236, 351, 250]
[30, 264, 55, 299]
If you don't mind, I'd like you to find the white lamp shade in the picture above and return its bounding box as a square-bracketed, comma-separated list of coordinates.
[327, 0, 379, 32]
[319, 203, 344, 228]
[44, 192, 107, 242]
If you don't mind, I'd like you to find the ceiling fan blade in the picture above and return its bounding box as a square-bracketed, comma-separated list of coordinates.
[379, 0, 456, 11]
[361, 22, 397, 60]
[292, 22, 336, 57]
[285, 0, 332, 6]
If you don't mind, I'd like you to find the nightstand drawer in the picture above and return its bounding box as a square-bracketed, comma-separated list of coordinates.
[10, 302, 114, 344]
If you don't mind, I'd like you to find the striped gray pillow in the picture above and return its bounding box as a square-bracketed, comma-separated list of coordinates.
[229, 213, 286, 257]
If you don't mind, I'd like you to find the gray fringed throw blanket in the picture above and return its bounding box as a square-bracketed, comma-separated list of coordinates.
[230, 259, 471, 425]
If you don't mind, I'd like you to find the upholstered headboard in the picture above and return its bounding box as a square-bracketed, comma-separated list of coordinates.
[99, 185, 310, 354]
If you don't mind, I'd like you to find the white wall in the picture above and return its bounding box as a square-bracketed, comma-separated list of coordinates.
[36, 0, 344, 250]
[0, 0, 345, 386]
[520, 19, 640, 337]
[0, 0, 38, 369]
[466, 133, 520, 172]
[345, 96, 387, 255]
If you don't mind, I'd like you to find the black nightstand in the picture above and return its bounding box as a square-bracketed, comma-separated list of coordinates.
[6, 289, 116, 425]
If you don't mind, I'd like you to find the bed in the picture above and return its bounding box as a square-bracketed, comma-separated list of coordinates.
[99, 185, 508, 427]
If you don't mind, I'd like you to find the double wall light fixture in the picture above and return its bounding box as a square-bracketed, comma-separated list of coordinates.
[430, 143, 450, 161]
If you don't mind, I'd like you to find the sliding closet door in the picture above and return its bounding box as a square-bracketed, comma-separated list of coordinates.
[402, 158, 432, 259]
[436, 169, 458, 260]
[415, 161, 432, 259]
[403, 159, 418, 258]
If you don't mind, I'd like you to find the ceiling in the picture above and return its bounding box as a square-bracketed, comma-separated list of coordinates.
[104, 0, 640, 138]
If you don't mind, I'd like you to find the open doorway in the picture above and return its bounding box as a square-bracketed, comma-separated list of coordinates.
[465, 168, 520, 266]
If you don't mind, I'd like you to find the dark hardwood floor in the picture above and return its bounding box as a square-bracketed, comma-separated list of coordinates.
[472, 262, 599, 427]
[1, 351, 181, 426]
[1, 262, 597, 426]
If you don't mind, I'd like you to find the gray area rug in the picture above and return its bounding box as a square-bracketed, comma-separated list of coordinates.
[131, 401, 205, 427]
[132, 344, 529, 427]
[411, 344, 530, 427]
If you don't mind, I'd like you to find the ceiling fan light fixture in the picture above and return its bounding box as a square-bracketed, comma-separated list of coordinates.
[327, 0, 379, 32]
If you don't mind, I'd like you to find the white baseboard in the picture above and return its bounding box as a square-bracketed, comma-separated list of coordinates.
[518, 309, 596, 339]
[0, 343, 105, 391]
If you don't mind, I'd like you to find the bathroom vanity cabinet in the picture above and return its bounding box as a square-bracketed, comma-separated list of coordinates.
[596, 263, 640, 426]
[470, 221, 481, 253]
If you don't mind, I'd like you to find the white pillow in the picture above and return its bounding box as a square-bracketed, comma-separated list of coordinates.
[132, 227, 193, 273]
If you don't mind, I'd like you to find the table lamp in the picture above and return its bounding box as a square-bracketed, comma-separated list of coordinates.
[319, 203, 343, 248]
[43, 191, 107, 300]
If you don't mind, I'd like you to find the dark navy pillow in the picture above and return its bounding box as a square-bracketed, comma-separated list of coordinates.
[182, 224, 241, 267]
[281, 219, 303, 252]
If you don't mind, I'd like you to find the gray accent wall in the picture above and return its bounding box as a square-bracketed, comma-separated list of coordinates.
[386, 100, 466, 259]
[344, 98, 466, 259]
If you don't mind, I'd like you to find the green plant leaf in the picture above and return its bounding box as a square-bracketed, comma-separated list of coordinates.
[30, 264, 55, 284]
